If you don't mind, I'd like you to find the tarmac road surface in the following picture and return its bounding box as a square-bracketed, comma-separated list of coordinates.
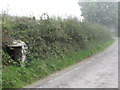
[25, 39, 118, 88]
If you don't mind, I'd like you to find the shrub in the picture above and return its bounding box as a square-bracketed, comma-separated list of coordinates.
[2, 14, 113, 66]
[2, 51, 14, 66]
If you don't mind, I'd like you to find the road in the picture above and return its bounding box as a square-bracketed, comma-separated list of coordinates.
[25, 39, 118, 88]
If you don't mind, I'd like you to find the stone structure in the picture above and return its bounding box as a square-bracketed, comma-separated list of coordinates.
[8, 40, 28, 66]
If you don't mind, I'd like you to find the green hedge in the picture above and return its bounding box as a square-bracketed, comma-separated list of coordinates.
[2, 14, 113, 88]
[2, 14, 112, 65]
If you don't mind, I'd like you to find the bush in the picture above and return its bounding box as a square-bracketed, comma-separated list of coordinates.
[2, 14, 112, 65]
[2, 13, 114, 88]
[2, 51, 14, 66]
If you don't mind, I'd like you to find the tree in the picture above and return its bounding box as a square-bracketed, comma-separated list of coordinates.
[78, 2, 118, 30]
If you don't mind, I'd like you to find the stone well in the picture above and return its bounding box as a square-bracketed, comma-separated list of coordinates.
[8, 40, 28, 66]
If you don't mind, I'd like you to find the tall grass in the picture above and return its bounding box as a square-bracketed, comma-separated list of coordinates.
[2, 39, 114, 88]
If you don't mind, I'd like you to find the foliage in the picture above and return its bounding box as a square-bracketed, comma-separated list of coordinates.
[2, 39, 114, 88]
[2, 51, 19, 66]
[2, 13, 114, 88]
[78, 2, 118, 30]
[2, 13, 113, 65]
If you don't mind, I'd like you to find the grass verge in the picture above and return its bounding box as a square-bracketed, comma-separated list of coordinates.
[2, 39, 115, 88]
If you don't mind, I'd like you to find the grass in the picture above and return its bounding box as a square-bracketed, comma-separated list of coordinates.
[0, 68, 2, 90]
[2, 39, 115, 88]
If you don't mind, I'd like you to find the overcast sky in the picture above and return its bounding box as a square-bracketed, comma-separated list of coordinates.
[0, 0, 83, 20]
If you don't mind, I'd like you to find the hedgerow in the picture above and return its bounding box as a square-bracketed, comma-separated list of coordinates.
[2, 13, 112, 65]
[2, 13, 113, 88]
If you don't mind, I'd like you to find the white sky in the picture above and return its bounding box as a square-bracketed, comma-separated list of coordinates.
[0, 0, 83, 20]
